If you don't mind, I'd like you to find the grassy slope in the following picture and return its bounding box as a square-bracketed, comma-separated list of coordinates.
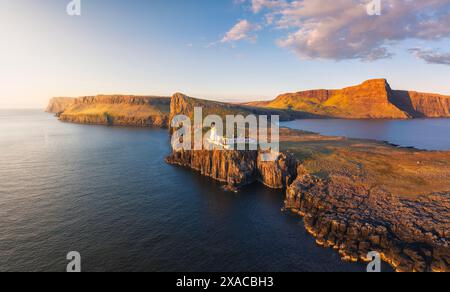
[61, 96, 170, 119]
[172, 93, 297, 121]
[279, 128, 450, 197]
[64, 102, 169, 117]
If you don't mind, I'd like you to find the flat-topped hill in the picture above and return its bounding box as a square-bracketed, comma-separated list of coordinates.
[247, 79, 450, 119]
[55, 95, 171, 128]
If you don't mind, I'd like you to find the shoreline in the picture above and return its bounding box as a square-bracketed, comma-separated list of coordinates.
[46, 103, 450, 272]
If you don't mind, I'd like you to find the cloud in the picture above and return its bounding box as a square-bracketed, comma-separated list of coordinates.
[409, 48, 450, 66]
[251, 0, 287, 13]
[221, 20, 262, 43]
[239, 0, 450, 61]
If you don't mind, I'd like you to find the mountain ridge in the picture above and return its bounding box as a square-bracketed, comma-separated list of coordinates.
[46, 79, 450, 124]
[246, 79, 450, 119]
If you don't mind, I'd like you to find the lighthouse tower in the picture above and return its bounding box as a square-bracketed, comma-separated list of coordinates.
[210, 123, 218, 142]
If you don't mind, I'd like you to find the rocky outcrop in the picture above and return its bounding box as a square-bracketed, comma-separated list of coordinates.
[391, 90, 450, 118]
[45, 97, 75, 113]
[57, 95, 171, 128]
[166, 150, 258, 188]
[285, 167, 450, 272]
[257, 152, 297, 189]
[248, 79, 450, 119]
[165, 149, 297, 190]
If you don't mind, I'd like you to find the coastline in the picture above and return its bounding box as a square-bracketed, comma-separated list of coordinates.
[45, 92, 450, 272]
[164, 127, 450, 272]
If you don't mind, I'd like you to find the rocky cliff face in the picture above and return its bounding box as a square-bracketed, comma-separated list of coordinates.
[165, 149, 297, 190]
[250, 79, 450, 119]
[285, 168, 449, 272]
[257, 152, 297, 188]
[57, 95, 171, 128]
[60, 114, 169, 128]
[45, 97, 75, 113]
[166, 150, 258, 188]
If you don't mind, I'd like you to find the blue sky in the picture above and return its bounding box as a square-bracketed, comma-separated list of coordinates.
[0, 0, 449, 108]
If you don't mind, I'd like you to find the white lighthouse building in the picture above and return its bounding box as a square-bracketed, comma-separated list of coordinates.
[207, 123, 257, 150]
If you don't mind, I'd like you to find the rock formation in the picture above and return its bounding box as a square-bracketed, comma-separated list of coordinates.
[390, 90, 450, 118]
[45, 97, 75, 114]
[285, 167, 449, 272]
[248, 79, 450, 119]
[165, 149, 296, 190]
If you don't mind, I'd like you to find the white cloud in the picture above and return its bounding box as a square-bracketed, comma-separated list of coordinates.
[238, 0, 450, 61]
[221, 20, 262, 43]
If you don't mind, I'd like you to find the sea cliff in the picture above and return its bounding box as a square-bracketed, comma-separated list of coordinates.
[165, 150, 297, 190]
[55, 95, 171, 128]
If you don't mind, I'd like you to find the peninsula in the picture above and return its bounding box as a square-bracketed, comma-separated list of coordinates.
[47, 79, 450, 272]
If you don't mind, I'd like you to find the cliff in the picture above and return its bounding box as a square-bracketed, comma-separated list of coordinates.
[165, 149, 297, 190]
[248, 79, 450, 119]
[45, 97, 75, 113]
[390, 90, 450, 118]
[57, 95, 171, 128]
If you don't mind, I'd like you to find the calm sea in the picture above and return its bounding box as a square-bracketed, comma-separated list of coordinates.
[282, 119, 450, 151]
[0, 110, 372, 272]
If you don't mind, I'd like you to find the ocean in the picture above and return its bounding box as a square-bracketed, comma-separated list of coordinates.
[0, 110, 377, 272]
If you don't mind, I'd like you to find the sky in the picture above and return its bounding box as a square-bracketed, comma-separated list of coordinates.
[0, 0, 450, 108]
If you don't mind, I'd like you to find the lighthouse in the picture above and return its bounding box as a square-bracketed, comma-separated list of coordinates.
[210, 122, 219, 142]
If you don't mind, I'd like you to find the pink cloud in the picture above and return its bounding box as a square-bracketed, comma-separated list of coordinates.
[221, 20, 262, 43]
[242, 0, 450, 61]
